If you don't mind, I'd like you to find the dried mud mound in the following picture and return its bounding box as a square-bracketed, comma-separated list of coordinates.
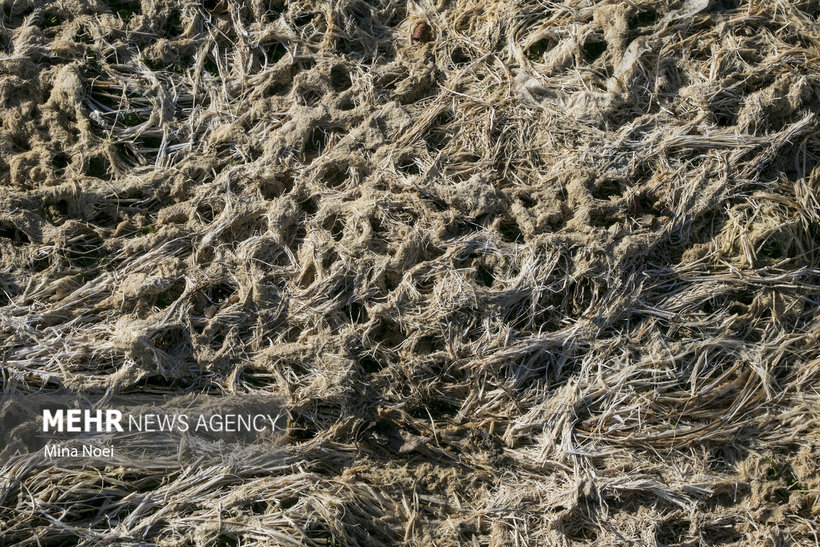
[1, 0, 820, 544]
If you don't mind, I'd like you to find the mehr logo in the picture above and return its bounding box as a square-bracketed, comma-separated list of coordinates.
[41, 408, 283, 433]
[0, 394, 286, 465]
[42, 409, 124, 432]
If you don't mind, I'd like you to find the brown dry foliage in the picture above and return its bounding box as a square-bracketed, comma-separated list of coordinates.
[1, 0, 820, 544]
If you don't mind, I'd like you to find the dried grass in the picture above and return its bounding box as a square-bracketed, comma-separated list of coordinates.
[1, 0, 820, 544]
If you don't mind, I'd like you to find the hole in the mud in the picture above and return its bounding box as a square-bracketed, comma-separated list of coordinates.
[409, 398, 459, 419]
[321, 162, 347, 188]
[156, 280, 186, 309]
[164, 9, 183, 37]
[383, 271, 400, 292]
[592, 179, 622, 200]
[288, 420, 317, 442]
[0, 222, 29, 245]
[300, 196, 319, 215]
[415, 335, 441, 354]
[41, 12, 62, 29]
[527, 38, 556, 62]
[369, 318, 405, 348]
[88, 84, 123, 111]
[294, 12, 318, 26]
[451, 46, 471, 66]
[115, 143, 139, 166]
[700, 523, 742, 544]
[264, 81, 290, 97]
[5, 6, 34, 28]
[329, 65, 352, 92]
[297, 88, 323, 107]
[656, 519, 690, 545]
[203, 57, 220, 77]
[424, 110, 455, 151]
[151, 326, 188, 353]
[249, 501, 267, 515]
[359, 355, 384, 373]
[638, 192, 657, 215]
[321, 249, 338, 270]
[196, 245, 214, 265]
[66, 233, 105, 269]
[323, 214, 345, 241]
[237, 366, 277, 389]
[215, 535, 238, 547]
[714, 109, 737, 127]
[52, 153, 69, 171]
[760, 239, 785, 259]
[264, 0, 287, 20]
[582, 38, 607, 62]
[445, 219, 479, 238]
[260, 173, 294, 199]
[369, 215, 386, 236]
[413, 271, 434, 293]
[209, 327, 227, 350]
[422, 243, 444, 262]
[629, 9, 657, 29]
[86, 156, 111, 180]
[29, 245, 51, 271]
[568, 278, 607, 316]
[304, 127, 330, 161]
[141, 135, 162, 149]
[110, 0, 141, 22]
[0, 286, 11, 307]
[294, 58, 316, 72]
[92, 204, 119, 227]
[590, 208, 619, 227]
[74, 25, 95, 44]
[43, 200, 70, 224]
[566, 518, 599, 543]
[348, 301, 368, 323]
[396, 155, 421, 176]
[337, 96, 356, 111]
[278, 497, 298, 510]
[701, 295, 727, 316]
[707, 483, 750, 508]
[297, 260, 315, 287]
[102, 47, 130, 66]
[519, 193, 536, 208]
[10, 134, 29, 152]
[709, 0, 741, 11]
[334, 38, 352, 56]
[262, 41, 287, 64]
[741, 324, 763, 343]
[727, 297, 751, 315]
[476, 264, 495, 287]
[499, 217, 523, 243]
[196, 201, 223, 223]
[378, 72, 401, 94]
[206, 281, 236, 306]
[349, 1, 371, 26]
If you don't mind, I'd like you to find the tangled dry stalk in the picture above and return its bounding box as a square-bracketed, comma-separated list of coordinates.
[1, 0, 819, 544]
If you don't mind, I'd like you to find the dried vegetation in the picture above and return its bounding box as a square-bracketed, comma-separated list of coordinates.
[1, 0, 819, 544]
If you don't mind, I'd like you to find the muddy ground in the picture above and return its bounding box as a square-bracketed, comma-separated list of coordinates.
[0, 0, 819, 545]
